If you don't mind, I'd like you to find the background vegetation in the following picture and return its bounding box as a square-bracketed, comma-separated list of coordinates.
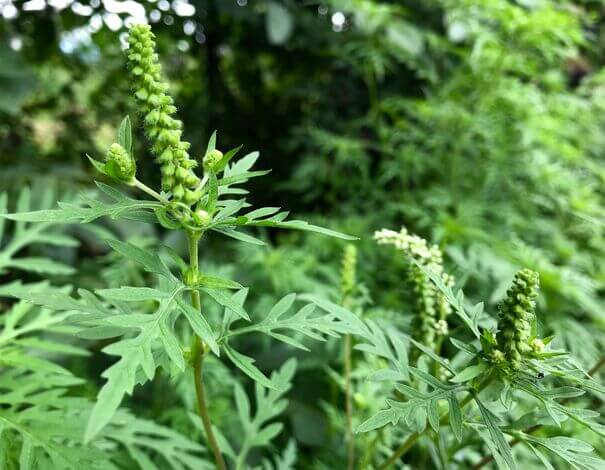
[1, 0, 605, 468]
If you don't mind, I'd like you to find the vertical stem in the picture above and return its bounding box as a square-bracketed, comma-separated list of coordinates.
[344, 333, 355, 470]
[188, 233, 227, 470]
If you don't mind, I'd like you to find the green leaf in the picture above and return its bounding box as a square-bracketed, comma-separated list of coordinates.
[356, 409, 403, 433]
[244, 218, 358, 240]
[190, 275, 243, 290]
[6, 257, 74, 275]
[450, 363, 487, 383]
[231, 359, 296, 466]
[212, 227, 266, 245]
[87, 154, 108, 176]
[223, 344, 278, 390]
[225, 297, 352, 351]
[108, 239, 173, 279]
[205, 130, 217, 155]
[202, 288, 250, 321]
[117, 115, 132, 154]
[96, 287, 171, 302]
[206, 172, 218, 215]
[448, 394, 463, 442]
[476, 397, 516, 470]
[177, 299, 219, 356]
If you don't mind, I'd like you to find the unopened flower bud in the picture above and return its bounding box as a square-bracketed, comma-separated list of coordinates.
[192, 209, 211, 227]
[105, 143, 136, 182]
[203, 149, 223, 172]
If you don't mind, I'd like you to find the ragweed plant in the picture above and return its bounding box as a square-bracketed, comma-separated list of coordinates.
[0, 187, 210, 468]
[375, 227, 453, 357]
[313, 228, 605, 469]
[3, 24, 356, 470]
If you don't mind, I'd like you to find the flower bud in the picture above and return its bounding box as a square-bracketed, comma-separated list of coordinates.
[105, 143, 136, 182]
[183, 267, 198, 286]
[192, 209, 211, 227]
[203, 149, 223, 172]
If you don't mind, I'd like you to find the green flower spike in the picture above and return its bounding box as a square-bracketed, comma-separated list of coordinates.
[495, 268, 540, 371]
[126, 24, 201, 205]
[340, 244, 357, 302]
[105, 143, 136, 182]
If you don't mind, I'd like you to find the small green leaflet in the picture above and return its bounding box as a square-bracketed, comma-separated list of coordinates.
[176, 298, 219, 355]
[202, 288, 249, 321]
[117, 115, 133, 155]
[96, 287, 171, 302]
[475, 397, 516, 470]
[223, 344, 278, 390]
[450, 363, 488, 383]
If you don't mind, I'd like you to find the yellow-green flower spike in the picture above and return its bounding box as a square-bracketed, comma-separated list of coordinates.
[105, 143, 136, 182]
[375, 227, 454, 350]
[126, 24, 200, 204]
[496, 268, 540, 371]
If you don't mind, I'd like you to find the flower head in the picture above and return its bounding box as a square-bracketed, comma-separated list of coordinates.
[105, 143, 136, 182]
[375, 227, 453, 350]
[126, 24, 201, 205]
[495, 268, 540, 371]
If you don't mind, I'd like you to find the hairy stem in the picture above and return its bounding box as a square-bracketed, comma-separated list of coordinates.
[344, 332, 355, 470]
[379, 373, 493, 469]
[188, 233, 226, 470]
[473, 356, 605, 469]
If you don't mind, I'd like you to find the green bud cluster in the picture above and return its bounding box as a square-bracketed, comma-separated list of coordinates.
[203, 149, 224, 172]
[340, 244, 357, 302]
[495, 268, 540, 371]
[126, 24, 201, 205]
[105, 143, 136, 182]
[375, 228, 454, 350]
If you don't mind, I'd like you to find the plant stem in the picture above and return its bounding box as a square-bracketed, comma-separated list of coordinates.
[344, 332, 355, 470]
[472, 356, 605, 469]
[133, 177, 170, 204]
[378, 373, 493, 469]
[187, 233, 226, 470]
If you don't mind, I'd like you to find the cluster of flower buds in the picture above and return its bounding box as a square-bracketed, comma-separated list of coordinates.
[340, 244, 358, 302]
[203, 149, 224, 173]
[495, 268, 540, 371]
[374, 227, 454, 349]
[105, 143, 136, 182]
[126, 24, 201, 205]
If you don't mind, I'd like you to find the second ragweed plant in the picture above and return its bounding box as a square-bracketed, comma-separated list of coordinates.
[6, 24, 357, 470]
[314, 227, 605, 469]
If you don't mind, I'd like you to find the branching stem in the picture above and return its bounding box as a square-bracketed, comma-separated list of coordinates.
[133, 178, 170, 204]
[188, 233, 226, 470]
